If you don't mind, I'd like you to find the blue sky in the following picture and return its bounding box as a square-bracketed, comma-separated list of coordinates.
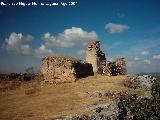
[0, 0, 160, 73]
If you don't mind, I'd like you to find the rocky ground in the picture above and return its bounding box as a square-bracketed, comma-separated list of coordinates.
[0, 74, 158, 120]
[45, 75, 157, 120]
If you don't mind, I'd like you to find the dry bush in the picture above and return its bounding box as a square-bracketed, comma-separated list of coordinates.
[123, 75, 138, 89]
[24, 82, 40, 95]
[24, 74, 42, 95]
[0, 79, 22, 91]
[25, 86, 38, 95]
[33, 74, 44, 82]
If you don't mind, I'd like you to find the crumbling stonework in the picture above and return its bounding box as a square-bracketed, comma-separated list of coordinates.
[41, 56, 93, 83]
[86, 41, 106, 73]
[103, 58, 127, 76]
[114, 58, 127, 75]
[41, 41, 127, 84]
[86, 41, 127, 76]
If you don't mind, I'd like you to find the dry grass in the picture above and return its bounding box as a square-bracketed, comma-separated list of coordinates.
[0, 75, 148, 120]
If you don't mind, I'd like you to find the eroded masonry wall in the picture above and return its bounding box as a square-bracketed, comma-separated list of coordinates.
[86, 41, 105, 73]
[41, 41, 127, 83]
[41, 56, 93, 83]
[86, 41, 127, 76]
[101, 58, 127, 76]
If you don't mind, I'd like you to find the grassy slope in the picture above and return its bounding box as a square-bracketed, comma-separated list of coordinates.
[0, 75, 149, 120]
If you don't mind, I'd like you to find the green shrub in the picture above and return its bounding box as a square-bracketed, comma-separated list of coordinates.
[124, 79, 160, 120]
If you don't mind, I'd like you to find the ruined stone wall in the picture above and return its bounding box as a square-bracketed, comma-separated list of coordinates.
[98, 58, 127, 76]
[86, 41, 127, 76]
[41, 56, 93, 83]
[41, 41, 127, 83]
[86, 41, 105, 73]
[114, 58, 127, 75]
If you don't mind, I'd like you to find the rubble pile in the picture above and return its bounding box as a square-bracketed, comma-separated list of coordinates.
[112, 58, 127, 76]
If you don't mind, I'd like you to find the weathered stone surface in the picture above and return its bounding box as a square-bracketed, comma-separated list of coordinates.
[86, 41, 127, 76]
[44, 92, 136, 120]
[130, 75, 156, 90]
[41, 41, 127, 84]
[45, 101, 123, 120]
[86, 41, 106, 73]
[100, 58, 127, 76]
[41, 56, 94, 83]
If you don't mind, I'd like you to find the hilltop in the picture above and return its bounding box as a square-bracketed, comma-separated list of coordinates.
[0, 74, 150, 120]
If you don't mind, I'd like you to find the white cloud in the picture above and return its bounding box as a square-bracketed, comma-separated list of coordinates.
[43, 27, 98, 48]
[20, 45, 32, 55]
[144, 59, 151, 65]
[34, 44, 54, 58]
[107, 57, 114, 61]
[141, 51, 150, 56]
[24, 34, 34, 42]
[2, 32, 33, 55]
[127, 58, 151, 67]
[134, 56, 141, 61]
[77, 49, 85, 56]
[127, 57, 150, 67]
[2, 28, 97, 58]
[126, 58, 141, 67]
[153, 55, 160, 61]
[105, 23, 129, 34]
[103, 42, 121, 51]
[127, 61, 136, 67]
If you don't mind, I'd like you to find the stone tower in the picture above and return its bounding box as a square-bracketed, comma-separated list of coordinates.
[86, 41, 106, 73]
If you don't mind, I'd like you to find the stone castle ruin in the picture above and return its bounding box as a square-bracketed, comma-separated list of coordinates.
[99, 58, 127, 76]
[86, 41, 126, 76]
[86, 41, 106, 73]
[41, 56, 93, 83]
[41, 41, 126, 83]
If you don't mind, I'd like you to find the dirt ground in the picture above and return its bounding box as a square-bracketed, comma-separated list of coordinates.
[0, 75, 149, 120]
